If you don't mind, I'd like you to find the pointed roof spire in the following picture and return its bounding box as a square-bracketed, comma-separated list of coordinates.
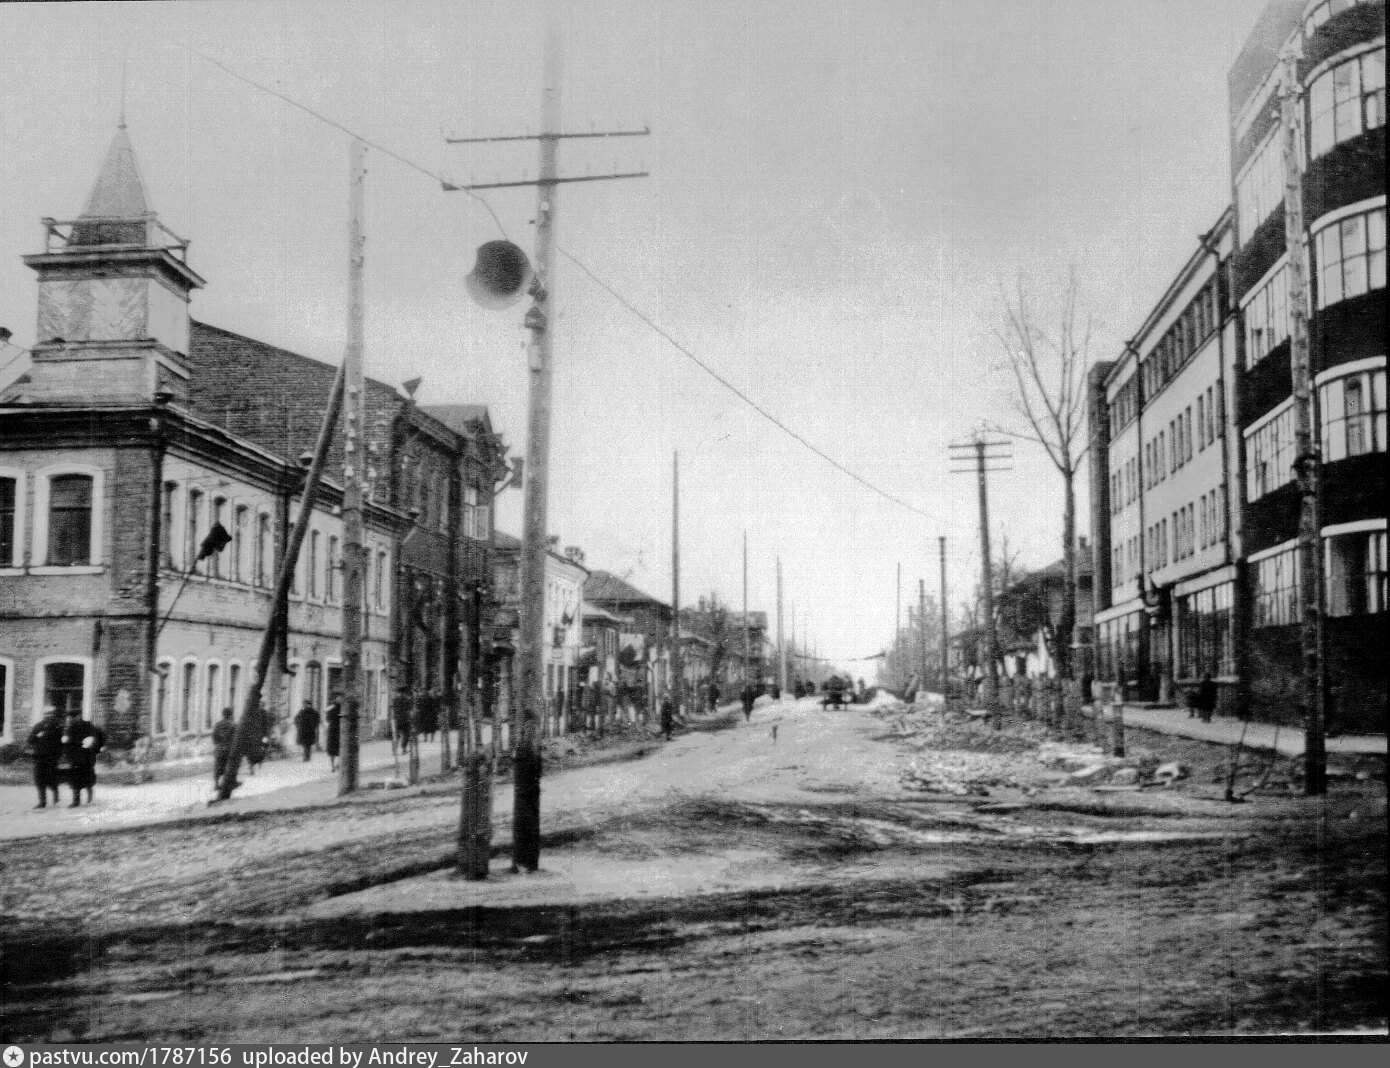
[81, 123, 150, 220]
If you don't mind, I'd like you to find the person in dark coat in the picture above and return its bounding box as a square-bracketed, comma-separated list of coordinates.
[417, 690, 439, 742]
[392, 687, 414, 747]
[707, 682, 720, 714]
[659, 689, 675, 741]
[741, 684, 756, 721]
[1194, 674, 1217, 724]
[244, 703, 269, 774]
[324, 696, 342, 771]
[27, 705, 63, 809]
[294, 701, 320, 762]
[212, 706, 237, 787]
[60, 711, 105, 807]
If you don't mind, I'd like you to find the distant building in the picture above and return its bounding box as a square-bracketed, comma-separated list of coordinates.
[583, 570, 675, 704]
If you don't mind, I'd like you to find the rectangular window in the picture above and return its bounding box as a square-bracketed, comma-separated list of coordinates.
[186, 489, 203, 575]
[233, 505, 248, 583]
[48, 474, 94, 567]
[464, 485, 479, 539]
[153, 663, 170, 735]
[327, 535, 339, 603]
[1317, 206, 1387, 309]
[1246, 403, 1297, 501]
[0, 476, 15, 566]
[1309, 47, 1385, 160]
[180, 662, 197, 733]
[1184, 407, 1194, 462]
[1236, 132, 1285, 244]
[1254, 547, 1300, 627]
[307, 530, 319, 599]
[43, 662, 85, 717]
[1320, 366, 1386, 460]
[160, 481, 177, 569]
[257, 513, 272, 588]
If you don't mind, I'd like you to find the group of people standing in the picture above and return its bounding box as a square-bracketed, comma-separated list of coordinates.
[26, 705, 106, 809]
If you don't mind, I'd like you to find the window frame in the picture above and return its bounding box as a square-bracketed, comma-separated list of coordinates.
[31, 463, 104, 573]
[0, 467, 25, 571]
[32, 655, 94, 722]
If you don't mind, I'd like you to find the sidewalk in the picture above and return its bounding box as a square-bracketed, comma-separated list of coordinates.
[1092, 702, 1386, 759]
[0, 737, 447, 841]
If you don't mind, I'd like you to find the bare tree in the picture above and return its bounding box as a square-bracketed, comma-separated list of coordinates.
[993, 270, 1095, 679]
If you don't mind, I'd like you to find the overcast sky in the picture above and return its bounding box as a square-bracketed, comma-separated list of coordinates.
[0, 0, 1271, 672]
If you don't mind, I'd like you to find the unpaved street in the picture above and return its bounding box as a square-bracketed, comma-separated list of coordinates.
[2, 698, 1385, 1040]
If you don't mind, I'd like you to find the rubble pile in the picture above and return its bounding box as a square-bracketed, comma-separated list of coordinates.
[899, 750, 1032, 796]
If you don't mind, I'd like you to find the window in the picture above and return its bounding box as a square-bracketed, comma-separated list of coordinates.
[180, 661, 197, 733]
[1184, 407, 1193, 463]
[1320, 363, 1386, 460]
[464, 485, 479, 539]
[233, 505, 248, 583]
[327, 535, 339, 602]
[1246, 403, 1297, 501]
[308, 530, 320, 600]
[204, 663, 220, 732]
[257, 512, 272, 588]
[160, 481, 177, 569]
[1326, 528, 1389, 616]
[153, 659, 172, 735]
[1176, 582, 1235, 679]
[1237, 132, 1286, 245]
[210, 497, 227, 578]
[1316, 206, 1386, 308]
[437, 475, 450, 533]
[0, 475, 16, 567]
[48, 474, 94, 566]
[186, 489, 203, 575]
[374, 548, 388, 611]
[43, 661, 86, 717]
[1254, 546, 1300, 627]
[1308, 48, 1385, 160]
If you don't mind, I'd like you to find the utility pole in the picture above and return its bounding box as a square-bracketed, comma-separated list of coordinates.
[671, 450, 681, 719]
[1279, 41, 1325, 796]
[895, 562, 902, 679]
[950, 436, 1011, 723]
[776, 556, 787, 693]
[919, 578, 928, 694]
[338, 139, 367, 796]
[939, 536, 949, 696]
[743, 530, 750, 694]
[445, 9, 649, 871]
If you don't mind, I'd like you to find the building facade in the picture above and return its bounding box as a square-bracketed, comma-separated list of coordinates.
[1228, 0, 1385, 729]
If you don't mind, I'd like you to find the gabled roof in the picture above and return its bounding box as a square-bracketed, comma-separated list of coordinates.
[422, 403, 492, 437]
[584, 570, 669, 610]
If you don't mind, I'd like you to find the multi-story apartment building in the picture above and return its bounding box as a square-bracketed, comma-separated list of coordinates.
[1228, 0, 1384, 729]
[1091, 211, 1241, 710]
[0, 124, 506, 753]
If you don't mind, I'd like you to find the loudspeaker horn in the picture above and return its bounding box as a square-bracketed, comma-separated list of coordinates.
[466, 240, 534, 310]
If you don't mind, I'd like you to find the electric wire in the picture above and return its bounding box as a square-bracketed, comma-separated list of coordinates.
[171, 39, 938, 525]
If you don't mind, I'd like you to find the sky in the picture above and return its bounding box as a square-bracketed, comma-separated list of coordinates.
[0, 0, 1272, 673]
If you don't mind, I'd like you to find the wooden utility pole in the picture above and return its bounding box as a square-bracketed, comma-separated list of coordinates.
[938, 536, 949, 696]
[671, 450, 682, 718]
[216, 365, 344, 801]
[895, 562, 902, 675]
[743, 530, 750, 693]
[918, 578, 928, 693]
[338, 139, 367, 796]
[1279, 41, 1325, 796]
[950, 437, 1010, 722]
[776, 556, 787, 693]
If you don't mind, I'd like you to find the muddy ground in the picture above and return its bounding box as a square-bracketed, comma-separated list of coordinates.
[2, 699, 1385, 1040]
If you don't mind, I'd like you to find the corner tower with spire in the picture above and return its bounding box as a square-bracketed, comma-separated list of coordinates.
[18, 122, 204, 405]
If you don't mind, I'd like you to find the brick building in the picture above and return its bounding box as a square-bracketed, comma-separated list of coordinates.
[0, 123, 506, 753]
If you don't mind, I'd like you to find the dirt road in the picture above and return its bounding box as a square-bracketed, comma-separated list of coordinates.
[3, 698, 1385, 1040]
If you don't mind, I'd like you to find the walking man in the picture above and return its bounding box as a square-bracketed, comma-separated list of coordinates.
[27, 704, 63, 809]
[659, 688, 674, 741]
[324, 694, 342, 772]
[212, 706, 237, 788]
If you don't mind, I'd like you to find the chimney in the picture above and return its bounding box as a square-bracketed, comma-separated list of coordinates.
[564, 545, 585, 565]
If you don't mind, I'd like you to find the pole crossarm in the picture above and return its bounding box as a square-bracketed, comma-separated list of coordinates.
[443, 171, 648, 192]
[446, 127, 650, 144]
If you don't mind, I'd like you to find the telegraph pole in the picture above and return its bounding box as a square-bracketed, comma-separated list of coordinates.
[776, 556, 787, 693]
[743, 530, 750, 694]
[895, 562, 902, 675]
[1279, 41, 1325, 796]
[950, 436, 1011, 721]
[671, 450, 682, 719]
[918, 578, 928, 694]
[338, 139, 367, 796]
[938, 536, 949, 696]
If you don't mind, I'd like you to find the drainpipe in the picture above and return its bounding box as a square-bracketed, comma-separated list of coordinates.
[145, 399, 170, 739]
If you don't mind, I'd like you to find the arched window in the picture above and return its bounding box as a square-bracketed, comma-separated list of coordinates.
[185, 489, 203, 575]
[180, 659, 198, 733]
[233, 505, 249, 583]
[209, 496, 228, 579]
[153, 659, 173, 736]
[257, 512, 273, 588]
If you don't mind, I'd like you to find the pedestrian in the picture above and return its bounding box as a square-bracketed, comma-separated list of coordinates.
[244, 701, 268, 775]
[324, 694, 342, 771]
[417, 690, 439, 742]
[1195, 673, 1217, 724]
[659, 688, 674, 741]
[741, 683, 756, 721]
[212, 706, 238, 788]
[27, 704, 63, 809]
[60, 709, 105, 807]
[392, 686, 415, 749]
[707, 681, 720, 714]
[294, 700, 320, 762]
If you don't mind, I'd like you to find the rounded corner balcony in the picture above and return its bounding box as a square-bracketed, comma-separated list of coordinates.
[1302, 0, 1386, 73]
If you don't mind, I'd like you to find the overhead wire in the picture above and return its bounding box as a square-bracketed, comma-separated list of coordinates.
[170, 38, 938, 526]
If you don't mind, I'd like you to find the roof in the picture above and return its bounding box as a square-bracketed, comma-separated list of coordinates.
[81, 124, 150, 220]
[583, 605, 633, 626]
[421, 404, 492, 437]
[584, 570, 670, 610]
